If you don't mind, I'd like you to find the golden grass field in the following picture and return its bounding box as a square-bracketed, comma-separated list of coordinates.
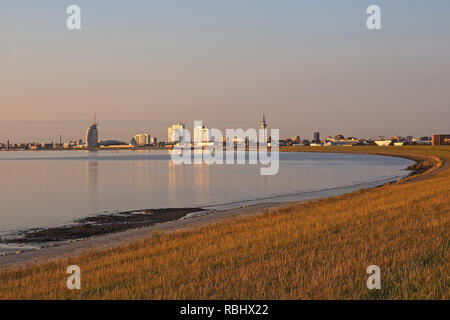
[0, 146, 448, 299]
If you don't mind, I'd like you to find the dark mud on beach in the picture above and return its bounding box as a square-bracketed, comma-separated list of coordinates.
[1, 208, 204, 244]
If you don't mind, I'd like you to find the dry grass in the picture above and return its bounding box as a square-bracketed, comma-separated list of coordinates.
[0, 146, 448, 299]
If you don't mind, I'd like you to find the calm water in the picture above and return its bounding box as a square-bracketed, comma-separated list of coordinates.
[0, 150, 413, 236]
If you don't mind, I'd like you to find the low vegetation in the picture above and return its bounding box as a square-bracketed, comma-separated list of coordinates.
[0, 146, 448, 299]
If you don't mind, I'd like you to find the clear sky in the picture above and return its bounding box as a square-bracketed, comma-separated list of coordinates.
[1, 0, 449, 142]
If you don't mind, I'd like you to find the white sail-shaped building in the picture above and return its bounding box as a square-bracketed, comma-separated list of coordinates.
[85, 115, 99, 149]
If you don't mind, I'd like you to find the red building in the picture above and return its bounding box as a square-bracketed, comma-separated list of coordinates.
[432, 134, 450, 146]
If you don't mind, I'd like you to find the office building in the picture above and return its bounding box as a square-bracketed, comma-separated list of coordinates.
[168, 123, 186, 144]
[432, 134, 450, 146]
[313, 132, 320, 143]
[132, 134, 151, 146]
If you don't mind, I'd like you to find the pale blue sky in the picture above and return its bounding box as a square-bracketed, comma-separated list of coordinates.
[1, 1, 449, 142]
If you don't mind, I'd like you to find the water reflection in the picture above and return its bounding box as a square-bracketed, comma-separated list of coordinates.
[86, 161, 99, 212]
[168, 161, 186, 207]
[0, 151, 413, 234]
[194, 164, 211, 204]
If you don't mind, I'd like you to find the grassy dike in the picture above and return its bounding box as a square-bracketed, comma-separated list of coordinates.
[0, 146, 448, 299]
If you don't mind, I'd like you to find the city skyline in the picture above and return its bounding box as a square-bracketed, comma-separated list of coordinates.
[1, 1, 449, 141]
[0, 116, 438, 146]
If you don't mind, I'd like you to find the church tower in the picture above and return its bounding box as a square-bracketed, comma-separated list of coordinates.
[261, 113, 267, 130]
[260, 113, 268, 143]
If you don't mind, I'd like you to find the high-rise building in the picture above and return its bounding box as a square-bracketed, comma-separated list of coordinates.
[132, 134, 150, 146]
[168, 123, 186, 144]
[313, 132, 320, 143]
[85, 114, 99, 149]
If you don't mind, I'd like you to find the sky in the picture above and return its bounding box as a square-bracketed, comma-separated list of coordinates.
[0, 0, 449, 142]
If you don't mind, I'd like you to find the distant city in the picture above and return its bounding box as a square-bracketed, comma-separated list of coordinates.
[1, 114, 449, 151]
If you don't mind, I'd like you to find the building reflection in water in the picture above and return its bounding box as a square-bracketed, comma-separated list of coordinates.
[194, 163, 211, 204]
[86, 159, 99, 212]
[134, 157, 154, 204]
[168, 160, 212, 207]
[168, 160, 185, 207]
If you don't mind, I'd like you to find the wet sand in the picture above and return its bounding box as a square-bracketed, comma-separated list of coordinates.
[0, 202, 293, 270]
[2, 208, 204, 244]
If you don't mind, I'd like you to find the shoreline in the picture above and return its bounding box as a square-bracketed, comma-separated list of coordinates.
[0, 202, 293, 270]
[0, 208, 205, 245]
[0, 149, 442, 270]
[0, 174, 404, 254]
